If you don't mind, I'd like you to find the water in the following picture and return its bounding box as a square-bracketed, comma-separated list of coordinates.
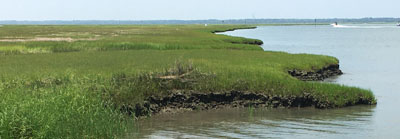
[132, 24, 400, 138]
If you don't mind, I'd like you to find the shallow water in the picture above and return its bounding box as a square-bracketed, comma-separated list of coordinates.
[131, 24, 400, 138]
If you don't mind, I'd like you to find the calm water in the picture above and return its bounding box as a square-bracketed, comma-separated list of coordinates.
[131, 24, 400, 138]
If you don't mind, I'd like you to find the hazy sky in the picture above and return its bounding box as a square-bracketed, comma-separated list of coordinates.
[1, 0, 399, 20]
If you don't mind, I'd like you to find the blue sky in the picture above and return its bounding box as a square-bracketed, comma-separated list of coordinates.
[1, 0, 399, 20]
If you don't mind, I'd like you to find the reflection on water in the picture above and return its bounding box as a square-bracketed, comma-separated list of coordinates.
[131, 24, 400, 138]
[131, 106, 376, 138]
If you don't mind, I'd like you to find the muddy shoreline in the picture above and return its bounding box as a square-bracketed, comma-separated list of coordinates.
[289, 64, 343, 81]
[124, 64, 371, 118]
[130, 90, 372, 118]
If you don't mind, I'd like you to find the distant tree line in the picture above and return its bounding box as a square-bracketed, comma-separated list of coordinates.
[1, 18, 399, 25]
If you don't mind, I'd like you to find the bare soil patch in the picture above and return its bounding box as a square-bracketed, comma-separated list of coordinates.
[0, 37, 98, 42]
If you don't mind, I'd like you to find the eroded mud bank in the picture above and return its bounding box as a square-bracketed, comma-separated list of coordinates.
[123, 64, 373, 118]
[288, 64, 343, 81]
[129, 90, 372, 118]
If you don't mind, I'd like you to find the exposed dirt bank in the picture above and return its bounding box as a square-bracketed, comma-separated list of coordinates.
[128, 89, 373, 118]
[288, 64, 343, 81]
[123, 64, 369, 118]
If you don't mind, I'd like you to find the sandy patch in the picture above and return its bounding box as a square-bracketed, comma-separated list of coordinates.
[0, 37, 98, 42]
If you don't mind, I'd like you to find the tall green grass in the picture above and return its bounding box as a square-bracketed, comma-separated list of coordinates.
[0, 74, 132, 138]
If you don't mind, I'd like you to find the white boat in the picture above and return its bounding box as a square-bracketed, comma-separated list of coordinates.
[331, 22, 342, 27]
[397, 22, 400, 26]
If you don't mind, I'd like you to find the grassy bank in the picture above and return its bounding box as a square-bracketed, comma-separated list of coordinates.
[0, 25, 375, 138]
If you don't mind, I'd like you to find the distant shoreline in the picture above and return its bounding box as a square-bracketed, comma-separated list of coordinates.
[1, 17, 399, 25]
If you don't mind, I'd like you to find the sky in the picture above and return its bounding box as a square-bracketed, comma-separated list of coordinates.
[1, 0, 399, 20]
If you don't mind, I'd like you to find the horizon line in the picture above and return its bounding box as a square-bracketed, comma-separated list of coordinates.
[1, 17, 400, 22]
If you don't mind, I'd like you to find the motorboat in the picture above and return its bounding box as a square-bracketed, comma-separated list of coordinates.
[331, 22, 339, 27]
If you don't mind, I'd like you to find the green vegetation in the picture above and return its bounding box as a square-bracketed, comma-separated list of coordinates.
[0, 25, 375, 138]
[0, 25, 262, 54]
[0, 76, 130, 138]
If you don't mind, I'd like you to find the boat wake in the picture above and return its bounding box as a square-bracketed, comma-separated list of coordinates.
[332, 24, 349, 28]
[331, 24, 398, 29]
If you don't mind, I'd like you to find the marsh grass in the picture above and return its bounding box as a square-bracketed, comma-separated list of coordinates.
[0, 50, 376, 138]
[0, 25, 263, 54]
[0, 75, 132, 138]
[0, 25, 376, 138]
[0, 49, 375, 105]
[105, 61, 216, 109]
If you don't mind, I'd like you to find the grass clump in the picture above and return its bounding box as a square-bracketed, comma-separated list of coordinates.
[0, 75, 132, 138]
[104, 61, 216, 109]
